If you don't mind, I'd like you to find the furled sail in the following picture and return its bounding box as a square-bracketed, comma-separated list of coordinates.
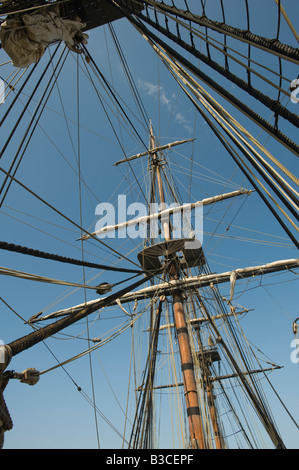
[0, 6, 88, 67]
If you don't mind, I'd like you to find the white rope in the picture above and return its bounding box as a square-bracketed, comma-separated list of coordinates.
[116, 298, 132, 317]
[0, 265, 98, 289]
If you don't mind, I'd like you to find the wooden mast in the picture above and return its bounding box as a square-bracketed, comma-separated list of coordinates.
[149, 122, 206, 449]
[189, 295, 223, 449]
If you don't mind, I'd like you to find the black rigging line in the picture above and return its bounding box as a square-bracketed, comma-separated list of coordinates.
[139, 0, 299, 63]
[167, 16, 292, 86]
[0, 294, 130, 444]
[123, 17, 298, 243]
[7, 273, 153, 357]
[199, 0, 210, 60]
[161, 58, 299, 209]
[0, 47, 69, 207]
[0, 0, 70, 17]
[220, 0, 229, 72]
[0, 165, 145, 271]
[195, 293, 286, 449]
[108, 23, 151, 132]
[0, 44, 60, 158]
[166, 74, 299, 249]
[209, 362, 255, 449]
[82, 44, 148, 152]
[0, 240, 142, 273]
[132, 8, 299, 130]
[128, 298, 163, 448]
[0, 62, 39, 126]
[244, 0, 251, 87]
[107, 22, 162, 165]
[122, 11, 299, 156]
[275, 0, 283, 132]
[81, 46, 148, 202]
[0, 44, 176, 284]
[217, 298, 280, 438]
[76, 54, 101, 451]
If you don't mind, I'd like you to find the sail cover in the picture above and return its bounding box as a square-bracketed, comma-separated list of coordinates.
[0, 6, 88, 67]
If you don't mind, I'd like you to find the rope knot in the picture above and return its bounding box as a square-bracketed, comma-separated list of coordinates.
[18, 368, 40, 386]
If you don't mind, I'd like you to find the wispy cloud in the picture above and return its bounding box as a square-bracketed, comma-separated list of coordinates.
[174, 112, 193, 134]
[138, 80, 172, 109]
[137, 79, 192, 134]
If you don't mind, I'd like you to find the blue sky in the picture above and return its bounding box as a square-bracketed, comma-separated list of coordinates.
[0, 0, 298, 449]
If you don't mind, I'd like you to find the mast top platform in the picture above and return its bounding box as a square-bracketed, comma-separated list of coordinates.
[61, 0, 144, 32]
[137, 238, 205, 273]
[0, 0, 144, 31]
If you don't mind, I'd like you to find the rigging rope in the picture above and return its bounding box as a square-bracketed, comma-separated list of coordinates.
[132, 8, 299, 130]
[77, 52, 100, 448]
[148, 5, 293, 100]
[128, 297, 163, 448]
[194, 291, 286, 449]
[0, 47, 69, 207]
[162, 59, 299, 203]
[121, 10, 299, 157]
[129, 26, 299, 247]
[0, 0, 297, 450]
[0, 0, 70, 17]
[80, 49, 149, 203]
[0, 165, 145, 272]
[0, 44, 60, 157]
[273, 0, 299, 44]
[0, 265, 103, 289]
[0, 240, 142, 273]
[176, 87, 299, 249]
[7, 273, 153, 356]
[139, 0, 299, 63]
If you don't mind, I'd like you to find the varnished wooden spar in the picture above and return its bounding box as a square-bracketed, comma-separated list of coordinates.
[113, 138, 196, 166]
[138, 365, 283, 390]
[79, 188, 253, 240]
[149, 308, 253, 331]
[172, 290, 206, 448]
[150, 123, 206, 449]
[30, 258, 299, 323]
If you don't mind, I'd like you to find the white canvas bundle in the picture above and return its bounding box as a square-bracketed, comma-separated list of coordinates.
[0, 6, 88, 67]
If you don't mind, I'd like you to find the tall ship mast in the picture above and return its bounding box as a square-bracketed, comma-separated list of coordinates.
[0, 0, 298, 449]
